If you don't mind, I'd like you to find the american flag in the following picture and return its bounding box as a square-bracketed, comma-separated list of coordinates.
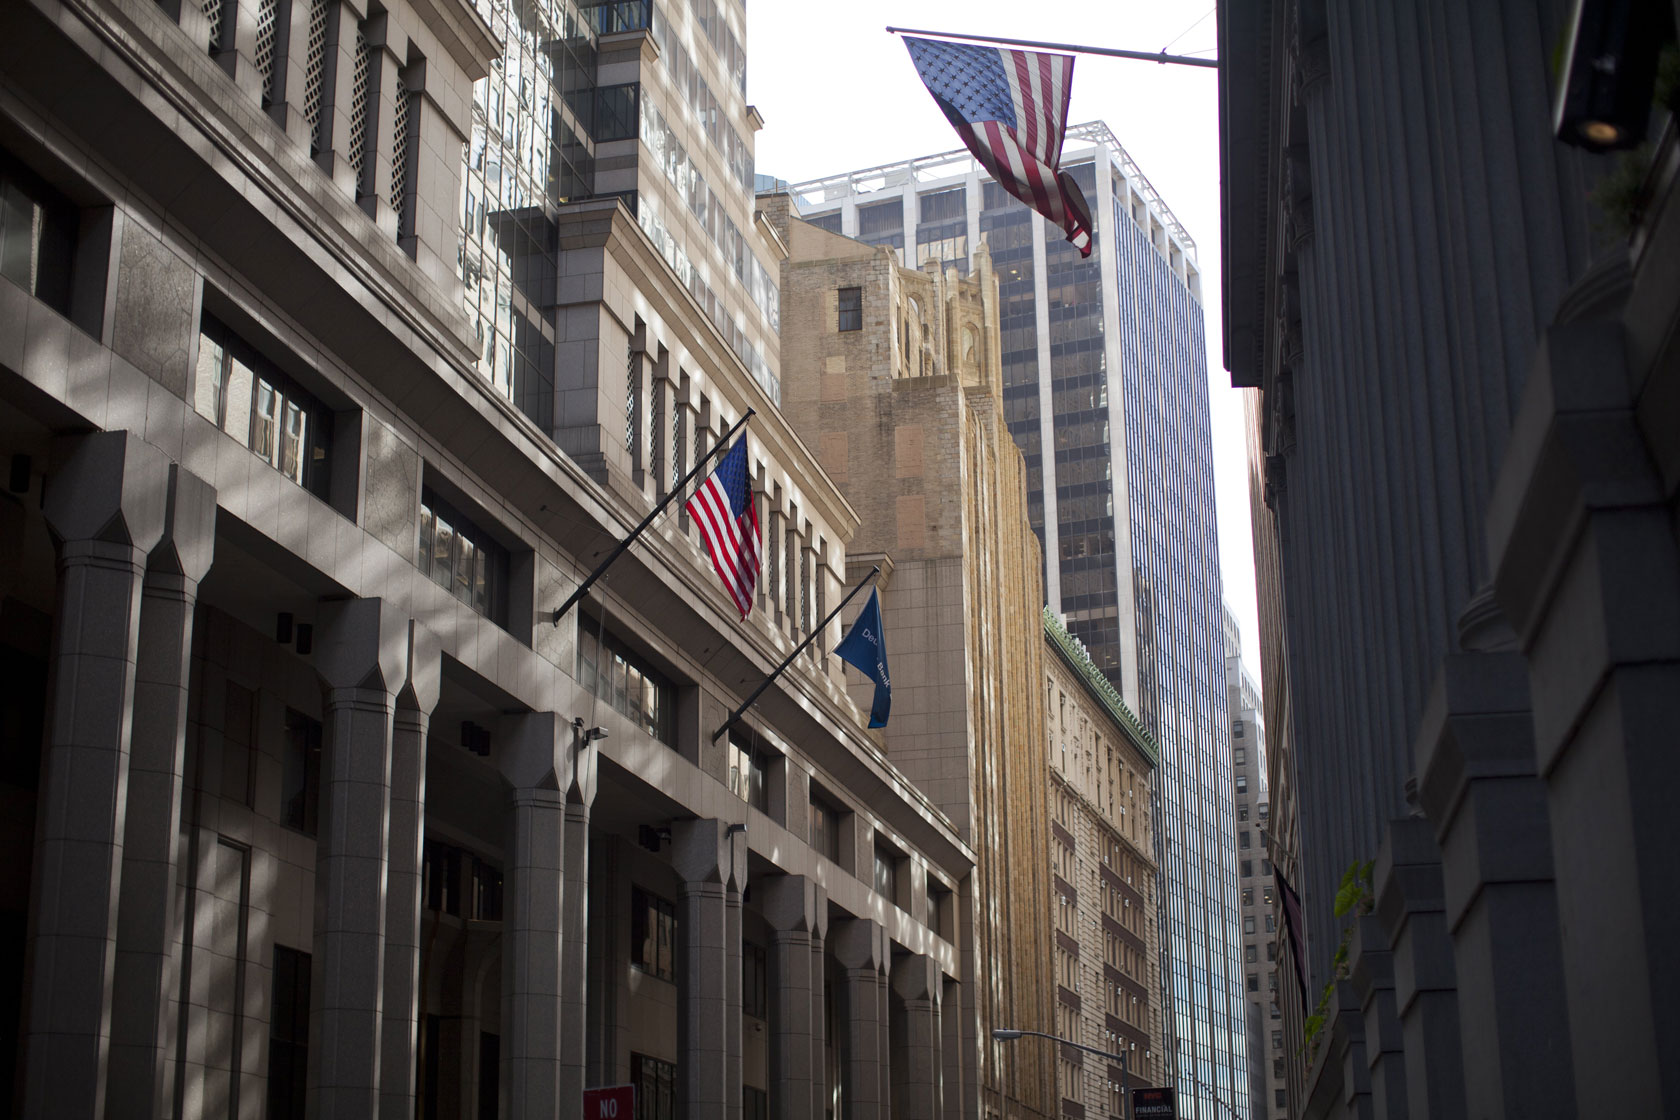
[905, 36, 1093, 257]
[685, 437, 761, 617]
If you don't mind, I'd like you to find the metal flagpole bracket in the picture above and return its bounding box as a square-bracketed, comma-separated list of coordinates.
[550, 408, 756, 627]
[710, 564, 882, 744]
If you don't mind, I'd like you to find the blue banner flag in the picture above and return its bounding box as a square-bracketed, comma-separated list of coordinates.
[834, 587, 891, 728]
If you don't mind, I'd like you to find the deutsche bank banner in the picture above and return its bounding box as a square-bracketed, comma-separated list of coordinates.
[1133, 1086, 1178, 1119]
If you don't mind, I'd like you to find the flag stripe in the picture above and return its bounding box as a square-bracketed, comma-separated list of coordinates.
[683, 438, 760, 618]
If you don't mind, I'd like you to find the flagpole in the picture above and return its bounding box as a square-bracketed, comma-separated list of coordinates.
[884, 26, 1220, 69]
[711, 565, 882, 743]
[551, 409, 756, 627]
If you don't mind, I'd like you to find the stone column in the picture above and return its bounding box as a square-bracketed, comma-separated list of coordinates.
[1372, 818, 1464, 1120]
[23, 432, 169, 1119]
[496, 712, 571, 1118]
[892, 955, 942, 1120]
[1416, 648, 1572, 1118]
[940, 975, 963, 1120]
[379, 624, 441, 1120]
[560, 720, 601, 1110]
[107, 464, 216, 1120]
[833, 918, 886, 1120]
[1348, 914, 1406, 1120]
[809, 887, 829, 1120]
[309, 598, 409, 1119]
[762, 876, 817, 1120]
[672, 818, 746, 1120]
[357, 12, 405, 231]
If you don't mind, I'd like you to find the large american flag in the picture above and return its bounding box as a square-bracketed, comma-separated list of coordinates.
[685, 437, 761, 617]
[905, 36, 1092, 257]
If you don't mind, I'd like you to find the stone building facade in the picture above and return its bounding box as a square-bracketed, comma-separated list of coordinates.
[1221, 0, 1680, 1116]
[1043, 610, 1162, 1120]
[0, 1, 979, 1120]
[767, 197, 1058, 1120]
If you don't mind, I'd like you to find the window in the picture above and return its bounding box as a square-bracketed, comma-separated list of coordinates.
[631, 887, 676, 981]
[1245, 945, 1258, 964]
[595, 82, 640, 141]
[837, 286, 862, 331]
[423, 840, 503, 920]
[873, 841, 899, 903]
[194, 314, 335, 500]
[1241, 859, 1253, 879]
[744, 1085, 767, 1120]
[1242, 888, 1253, 906]
[0, 147, 76, 316]
[419, 486, 510, 623]
[281, 708, 322, 836]
[1276, 1088, 1287, 1108]
[1263, 887, 1275, 906]
[727, 733, 769, 811]
[809, 790, 840, 861]
[1263, 858, 1273, 876]
[1247, 973, 1259, 992]
[1267, 942, 1277, 962]
[1240, 830, 1251, 850]
[630, 1053, 676, 1120]
[1236, 774, 1249, 794]
[1266, 914, 1276, 933]
[1244, 916, 1256, 934]
[1234, 746, 1246, 765]
[742, 941, 767, 1019]
[927, 876, 950, 940]
[1239, 803, 1249, 822]
[1233, 719, 1245, 737]
[267, 946, 311, 1120]
[578, 619, 675, 744]
[1272, 1030, 1283, 1050]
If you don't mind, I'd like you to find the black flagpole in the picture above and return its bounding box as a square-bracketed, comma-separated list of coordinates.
[884, 26, 1220, 69]
[711, 565, 882, 744]
[551, 409, 755, 626]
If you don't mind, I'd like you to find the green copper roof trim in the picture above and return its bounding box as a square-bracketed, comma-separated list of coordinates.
[1042, 606, 1159, 769]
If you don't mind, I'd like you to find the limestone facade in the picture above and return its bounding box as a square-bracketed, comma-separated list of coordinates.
[1043, 610, 1162, 1119]
[0, 1, 978, 1119]
[769, 196, 1058, 1120]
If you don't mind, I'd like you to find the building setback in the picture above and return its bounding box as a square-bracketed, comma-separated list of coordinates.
[768, 198, 1059, 1118]
[790, 124, 1245, 1120]
[0, 2, 984, 1120]
[1043, 609, 1164, 1116]
[1222, 0, 1680, 1116]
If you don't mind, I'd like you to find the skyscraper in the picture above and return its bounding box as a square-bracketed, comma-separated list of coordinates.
[790, 122, 1246, 1120]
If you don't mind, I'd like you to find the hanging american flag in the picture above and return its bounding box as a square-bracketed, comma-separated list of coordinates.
[685, 437, 761, 618]
[904, 35, 1092, 257]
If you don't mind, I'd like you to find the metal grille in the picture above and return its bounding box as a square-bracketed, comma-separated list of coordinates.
[671, 407, 684, 491]
[785, 526, 797, 625]
[624, 345, 638, 457]
[390, 74, 411, 229]
[254, 0, 279, 105]
[303, 0, 329, 156]
[345, 22, 371, 185]
[203, 0, 225, 52]
[799, 543, 808, 637]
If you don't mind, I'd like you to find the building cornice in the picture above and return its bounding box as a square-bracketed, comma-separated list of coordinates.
[1044, 607, 1159, 768]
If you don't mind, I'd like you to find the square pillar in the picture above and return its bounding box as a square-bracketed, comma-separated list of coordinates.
[810, 891, 829, 1120]
[378, 624, 440, 1120]
[108, 464, 216, 1120]
[672, 818, 746, 1120]
[496, 712, 572, 1118]
[891, 955, 942, 1120]
[24, 431, 169, 1119]
[833, 919, 886, 1120]
[763, 875, 817, 1120]
[1349, 914, 1407, 1120]
[560, 723, 601, 1109]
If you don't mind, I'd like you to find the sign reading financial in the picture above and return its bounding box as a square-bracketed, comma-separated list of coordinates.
[583, 1085, 635, 1118]
[1132, 1086, 1178, 1119]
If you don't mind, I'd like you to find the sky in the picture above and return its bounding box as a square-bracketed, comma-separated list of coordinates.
[745, 1, 1264, 677]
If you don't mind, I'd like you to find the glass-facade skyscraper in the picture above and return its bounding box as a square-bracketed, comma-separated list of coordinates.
[791, 123, 1248, 1119]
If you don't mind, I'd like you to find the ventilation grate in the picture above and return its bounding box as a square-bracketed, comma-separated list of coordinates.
[203, 0, 225, 53]
[345, 22, 372, 185]
[624, 345, 638, 456]
[390, 73, 411, 229]
[303, 0, 329, 156]
[254, 0, 279, 107]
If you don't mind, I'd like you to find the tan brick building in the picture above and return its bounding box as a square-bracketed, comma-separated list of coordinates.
[1043, 609, 1163, 1118]
[768, 195, 1057, 1120]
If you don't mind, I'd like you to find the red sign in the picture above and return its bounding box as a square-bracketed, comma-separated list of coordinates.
[583, 1085, 635, 1118]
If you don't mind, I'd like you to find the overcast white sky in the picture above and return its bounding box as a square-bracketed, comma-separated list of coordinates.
[745, 2, 1263, 677]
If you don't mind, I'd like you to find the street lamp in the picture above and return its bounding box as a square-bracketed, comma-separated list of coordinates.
[992, 1027, 1131, 1119]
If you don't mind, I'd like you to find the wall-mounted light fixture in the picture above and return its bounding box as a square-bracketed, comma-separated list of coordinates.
[1554, 0, 1668, 151]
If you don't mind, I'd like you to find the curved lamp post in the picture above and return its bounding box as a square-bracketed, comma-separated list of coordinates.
[991, 1028, 1131, 1119]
